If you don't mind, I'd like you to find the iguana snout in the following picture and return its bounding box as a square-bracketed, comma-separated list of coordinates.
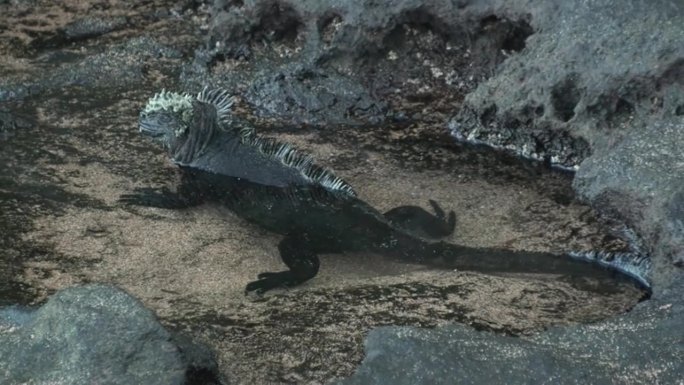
[139, 109, 186, 141]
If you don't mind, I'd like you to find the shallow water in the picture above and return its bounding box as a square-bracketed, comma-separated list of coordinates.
[0, 85, 646, 383]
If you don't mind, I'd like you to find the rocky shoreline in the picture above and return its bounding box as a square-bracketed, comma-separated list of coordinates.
[1, 0, 681, 383]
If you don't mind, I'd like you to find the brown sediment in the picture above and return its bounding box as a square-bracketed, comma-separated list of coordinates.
[18, 111, 642, 383]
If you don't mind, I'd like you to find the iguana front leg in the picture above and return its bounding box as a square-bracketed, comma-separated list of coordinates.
[245, 233, 320, 294]
[118, 186, 204, 209]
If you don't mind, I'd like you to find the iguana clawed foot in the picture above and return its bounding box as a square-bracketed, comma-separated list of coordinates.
[246, 234, 321, 294]
[245, 271, 301, 294]
[384, 199, 456, 239]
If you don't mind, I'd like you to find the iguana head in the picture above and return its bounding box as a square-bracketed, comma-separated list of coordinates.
[139, 89, 195, 147]
[139, 88, 236, 162]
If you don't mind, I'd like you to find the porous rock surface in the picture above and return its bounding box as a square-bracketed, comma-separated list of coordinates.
[198, 0, 538, 126]
[0, 284, 223, 385]
[451, 0, 683, 168]
[574, 118, 684, 286]
[339, 274, 684, 385]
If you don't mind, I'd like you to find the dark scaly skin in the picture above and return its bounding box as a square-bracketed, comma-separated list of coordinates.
[120, 90, 651, 295]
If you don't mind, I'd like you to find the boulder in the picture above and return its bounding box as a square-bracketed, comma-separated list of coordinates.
[339, 274, 684, 385]
[0, 284, 223, 385]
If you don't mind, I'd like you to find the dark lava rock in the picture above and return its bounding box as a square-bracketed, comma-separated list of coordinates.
[450, 0, 683, 169]
[244, 63, 387, 125]
[574, 118, 684, 286]
[63, 16, 128, 41]
[206, 0, 532, 65]
[338, 274, 684, 385]
[0, 36, 183, 102]
[0, 108, 31, 139]
[198, 0, 536, 125]
[0, 284, 223, 385]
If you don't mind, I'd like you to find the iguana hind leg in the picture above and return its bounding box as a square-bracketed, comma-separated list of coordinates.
[245, 233, 320, 294]
[384, 199, 456, 239]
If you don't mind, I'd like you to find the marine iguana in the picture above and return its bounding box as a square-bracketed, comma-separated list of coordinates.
[120, 88, 652, 295]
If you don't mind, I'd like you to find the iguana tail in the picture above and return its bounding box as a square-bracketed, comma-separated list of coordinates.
[389, 237, 652, 295]
[565, 250, 652, 292]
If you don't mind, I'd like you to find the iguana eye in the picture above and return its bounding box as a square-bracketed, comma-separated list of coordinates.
[160, 114, 172, 123]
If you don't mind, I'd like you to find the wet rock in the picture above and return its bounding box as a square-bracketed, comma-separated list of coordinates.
[206, 0, 532, 64]
[574, 118, 684, 286]
[200, 0, 535, 125]
[339, 274, 684, 385]
[245, 63, 387, 125]
[0, 284, 223, 385]
[450, 0, 684, 169]
[0, 36, 183, 102]
[63, 16, 128, 41]
[207, 0, 304, 60]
